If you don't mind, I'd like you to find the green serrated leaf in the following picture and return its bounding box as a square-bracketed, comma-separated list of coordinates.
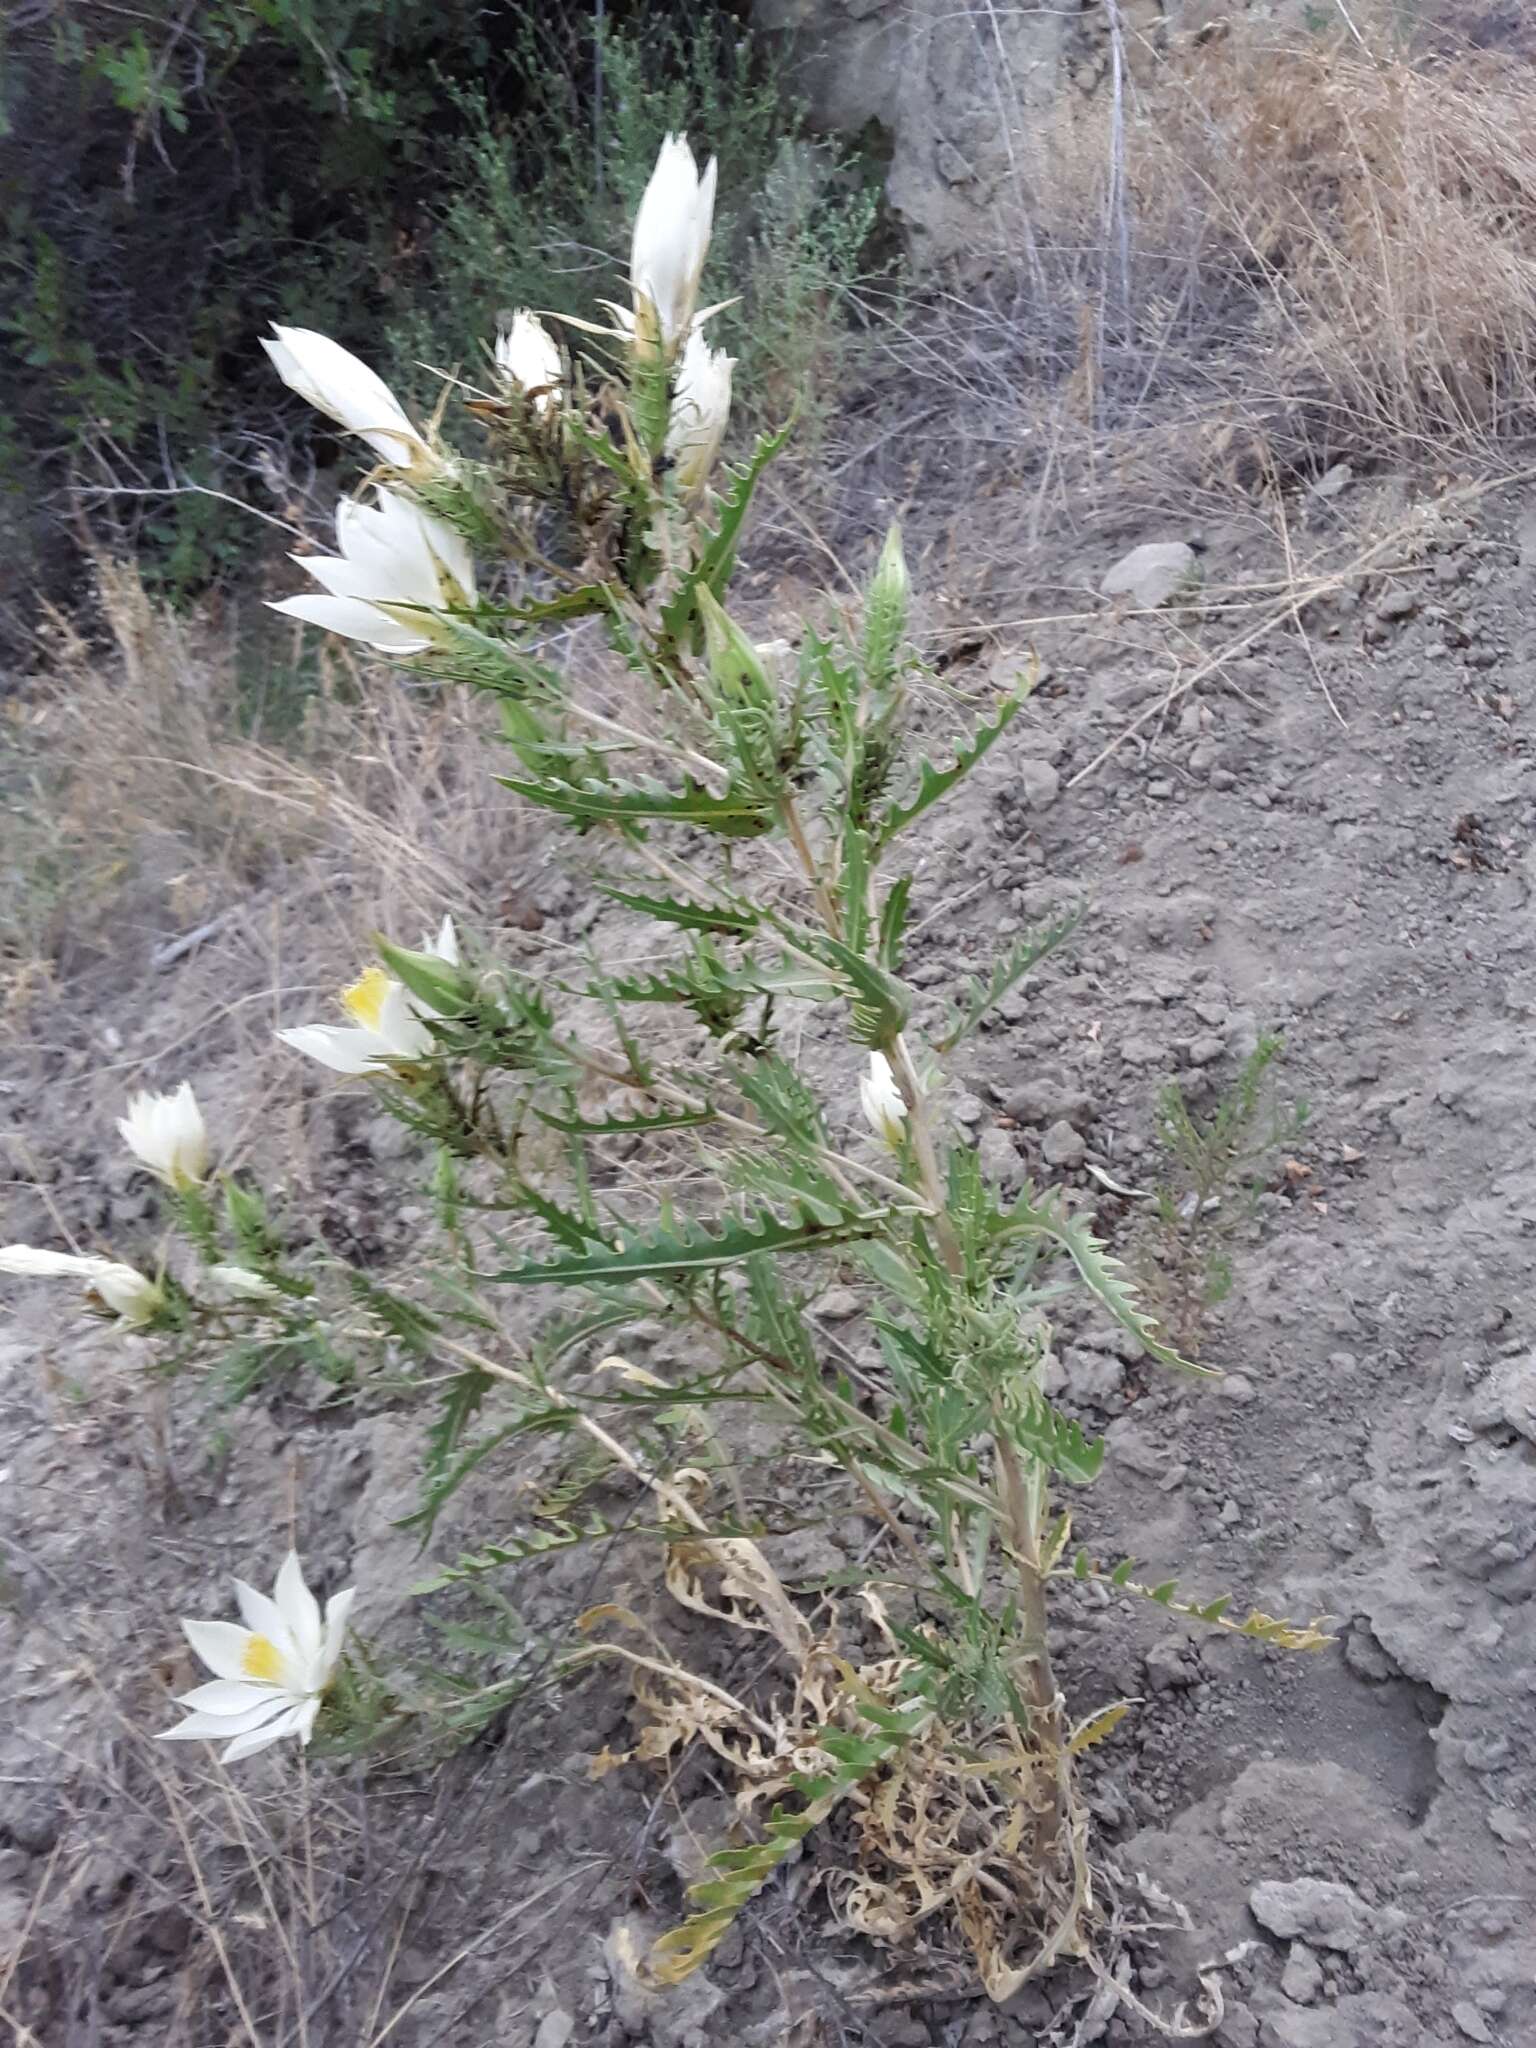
[592, 881, 759, 935]
[875, 683, 1033, 848]
[493, 1201, 886, 1287]
[1002, 1193, 1211, 1376]
[1006, 1391, 1105, 1486]
[533, 1103, 715, 1136]
[498, 771, 773, 839]
[877, 876, 913, 973]
[936, 904, 1083, 1050]
[658, 417, 795, 653]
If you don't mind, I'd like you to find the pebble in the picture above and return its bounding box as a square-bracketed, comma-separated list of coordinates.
[976, 1125, 1021, 1187]
[1280, 1943, 1324, 2005]
[1100, 540, 1199, 609]
[814, 1287, 862, 1321]
[1042, 1119, 1087, 1169]
[1374, 585, 1418, 622]
[1145, 1639, 1200, 1691]
[533, 2014, 577, 2048]
[1017, 758, 1061, 808]
[1249, 1877, 1375, 1953]
[1003, 1079, 1093, 1128]
[1219, 1372, 1258, 1405]
[1451, 2002, 1495, 2044]
[1187, 1032, 1225, 1066]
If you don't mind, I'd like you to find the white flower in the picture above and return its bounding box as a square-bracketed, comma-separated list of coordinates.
[666, 327, 734, 495]
[208, 1264, 280, 1301]
[631, 132, 718, 354]
[0, 1246, 162, 1326]
[261, 325, 435, 472]
[270, 489, 476, 654]
[495, 311, 562, 410]
[276, 926, 456, 1076]
[118, 1082, 210, 1189]
[276, 964, 433, 1075]
[859, 1052, 907, 1149]
[159, 1551, 354, 1764]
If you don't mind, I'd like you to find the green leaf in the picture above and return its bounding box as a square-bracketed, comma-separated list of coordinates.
[1002, 1193, 1212, 1377]
[498, 772, 773, 839]
[875, 684, 1033, 849]
[935, 905, 1083, 1050]
[592, 881, 759, 935]
[492, 1201, 886, 1287]
[375, 937, 470, 1019]
[807, 933, 910, 1047]
[1072, 1557, 1334, 1651]
[1006, 1391, 1105, 1486]
[658, 417, 795, 653]
[533, 1103, 716, 1137]
[412, 1520, 609, 1590]
[877, 876, 913, 973]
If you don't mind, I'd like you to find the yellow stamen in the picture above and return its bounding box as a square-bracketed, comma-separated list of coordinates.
[341, 966, 392, 1033]
[241, 1634, 284, 1683]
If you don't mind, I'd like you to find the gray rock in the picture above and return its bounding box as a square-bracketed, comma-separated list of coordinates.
[975, 1125, 1021, 1187]
[1100, 541, 1199, 610]
[1219, 1373, 1258, 1405]
[1373, 584, 1418, 622]
[1451, 2004, 1494, 2045]
[1281, 1943, 1324, 2005]
[533, 2014, 576, 2048]
[1017, 758, 1061, 809]
[1062, 1347, 1125, 1406]
[1145, 1639, 1199, 1692]
[814, 1286, 862, 1321]
[1002, 1078, 1093, 1128]
[1041, 1119, 1086, 1169]
[1249, 1877, 1375, 1953]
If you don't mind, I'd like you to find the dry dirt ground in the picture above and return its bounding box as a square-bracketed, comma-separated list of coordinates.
[4, 457, 1536, 2047]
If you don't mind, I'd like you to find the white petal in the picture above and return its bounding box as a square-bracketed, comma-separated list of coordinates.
[263, 326, 424, 467]
[427, 916, 459, 966]
[160, 1697, 300, 1743]
[174, 1679, 292, 1716]
[322, 1586, 357, 1676]
[291, 548, 404, 608]
[0, 1246, 113, 1279]
[222, 1703, 312, 1763]
[208, 1264, 280, 1301]
[274, 1552, 323, 1670]
[275, 1024, 391, 1075]
[292, 1696, 322, 1748]
[92, 1264, 161, 1324]
[268, 595, 429, 654]
[180, 1619, 260, 1684]
[232, 1579, 301, 1669]
[376, 981, 434, 1059]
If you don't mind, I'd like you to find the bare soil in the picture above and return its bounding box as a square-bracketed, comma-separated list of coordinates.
[4, 457, 1536, 2046]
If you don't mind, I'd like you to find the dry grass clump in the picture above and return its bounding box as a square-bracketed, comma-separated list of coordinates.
[864, 17, 1536, 509]
[0, 557, 524, 996]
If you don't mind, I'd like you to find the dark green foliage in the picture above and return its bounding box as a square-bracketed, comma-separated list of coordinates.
[0, 2, 883, 634]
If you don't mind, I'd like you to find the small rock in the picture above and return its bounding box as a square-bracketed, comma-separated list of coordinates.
[1121, 1035, 1163, 1067]
[1002, 1079, 1093, 1128]
[1042, 1119, 1087, 1170]
[976, 1125, 1021, 1187]
[1373, 584, 1418, 622]
[1487, 1805, 1531, 1845]
[1145, 1639, 1199, 1692]
[1218, 1373, 1257, 1405]
[1017, 758, 1061, 809]
[1342, 1624, 1397, 1684]
[1063, 1348, 1125, 1405]
[1451, 2002, 1494, 2044]
[1249, 1878, 1375, 1953]
[1186, 1032, 1225, 1066]
[1311, 462, 1352, 500]
[1281, 1943, 1324, 2005]
[1100, 541, 1199, 610]
[533, 2014, 577, 2048]
[814, 1287, 862, 1321]
[1106, 1417, 1165, 1477]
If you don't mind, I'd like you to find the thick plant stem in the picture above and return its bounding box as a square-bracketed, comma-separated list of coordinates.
[995, 1430, 1069, 1864]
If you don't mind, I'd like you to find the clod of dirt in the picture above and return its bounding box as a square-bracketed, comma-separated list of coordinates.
[1016, 757, 1061, 808]
[1042, 1117, 1086, 1169]
[1280, 1942, 1324, 2005]
[1249, 1876, 1375, 1953]
[1100, 540, 1199, 609]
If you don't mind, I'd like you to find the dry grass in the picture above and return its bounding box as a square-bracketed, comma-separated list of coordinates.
[839, 14, 1536, 537]
[0, 557, 527, 1002]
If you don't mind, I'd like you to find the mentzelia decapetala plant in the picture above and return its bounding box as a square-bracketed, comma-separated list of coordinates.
[0, 134, 1330, 2006]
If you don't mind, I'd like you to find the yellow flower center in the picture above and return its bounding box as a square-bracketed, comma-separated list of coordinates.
[341, 966, 392, 1033]
[241, 1634, 285, 1683]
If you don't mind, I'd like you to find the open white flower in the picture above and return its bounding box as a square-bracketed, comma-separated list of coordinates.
[276, 922, 458, 1077]
[495, 310, 562, 410]
[159, 1551, 354, 1764]
[666, 327, 734, 496]
[0, 1246, 162, 1326]
[631, 132, 718, 355]
[859, 1052, 908, 1149]
[118, 1082, 209, 1189]
[271, 489, 476, 654]
[261, 325, 435, 472]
